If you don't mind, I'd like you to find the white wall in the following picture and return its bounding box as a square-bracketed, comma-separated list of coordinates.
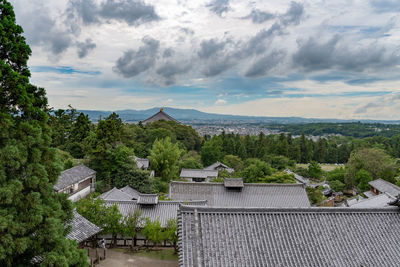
[68, 186, 91, 202]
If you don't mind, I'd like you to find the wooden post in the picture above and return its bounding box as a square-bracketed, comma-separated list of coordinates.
[103, 248, 106, 259]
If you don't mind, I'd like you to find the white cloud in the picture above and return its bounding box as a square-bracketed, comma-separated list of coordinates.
[215, 99, 227, 105]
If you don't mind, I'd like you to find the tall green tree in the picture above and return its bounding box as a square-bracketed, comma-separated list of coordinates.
[0, 1, 87, 265]
[148, 137, 182, 181]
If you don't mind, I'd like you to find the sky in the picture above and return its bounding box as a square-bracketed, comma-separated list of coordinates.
[9, 0, 400, 120]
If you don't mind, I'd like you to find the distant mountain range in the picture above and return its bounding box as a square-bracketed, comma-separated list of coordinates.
[77, 107, 400, 124]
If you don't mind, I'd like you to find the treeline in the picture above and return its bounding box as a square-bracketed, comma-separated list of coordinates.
[267, 122, 400, 138]
[48, 107, 400, 194]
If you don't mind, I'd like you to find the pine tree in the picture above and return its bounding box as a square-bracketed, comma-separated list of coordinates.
[0, 1, 87, 265]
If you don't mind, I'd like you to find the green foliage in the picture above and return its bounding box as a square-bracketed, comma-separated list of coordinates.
[148, 137, 182, 182]
[123, 209, 144, 248]
[0, 1, 87, 265]
[261, 172, 296, 183]
[179, 151, 203, 169]
[308, 161, 323, 179]
[240, 159, 272, 183]
[163, 218, 178, 253]
[345, 148, 397, 188]
[264, 155, 295, 170]
[329, 180, 345, 192]
[149, 177, 169, 194]
[355, 169, 373, 192]
[222, 154, 243, 171]
[201, 138, 223, 166]
[113, 164, 154, 193]
[325, 167, 345, 183]
[142, 218, 164, 247]
[306, 187, 324, 205]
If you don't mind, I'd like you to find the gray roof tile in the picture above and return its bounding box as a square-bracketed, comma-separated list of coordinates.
[180, 169, 218, 179]
[104, 200, 206, 227]
[178, 206, 400, 267]
[369, 179, 400, 198]
[67, 210, 102, 243]
[223, 178, 244, 188]
[99, 187, 133, 201]
[169, 181, 310, 207]
[348, 193, 394, 208]
[120, 185, 141, 200]
[204, 162, 234, 173]
[54, 165, 95, 191]
[137, 194, 159, 205]
[142, 109, 180, 125]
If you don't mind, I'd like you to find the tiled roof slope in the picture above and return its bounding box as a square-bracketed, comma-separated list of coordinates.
[178, 206, 400, 267]
[134, 156, 150, 169]
[169, 181, 310, 207]
[369, 179, 400, 197]
[137, 194, 159, 205]
[180, 169, 218, 179]
[223, 178, 243, 188]
[99, 187, 133, 201]
[204, 162, 234, 173]
[67, 210, 102, 243]
[348, 193, 394, 208]
[142, 109, 180, 125]
[104, 200, 207, 227]
[120, 185, 140, 199]
[54, 164, 95, 191]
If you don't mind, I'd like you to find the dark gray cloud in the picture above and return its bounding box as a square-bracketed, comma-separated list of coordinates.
[280, 1, 304, 26]
[242, 9, 275, 24]
[242, 23, 282, 56]
[77, 38, 96, 58]
[12, 3, 72, 55]
[207, 0, 231, 16]
[201, 59, 234, 77]
[293, 35, 400, 72]
[113, 37, 160, 78]
[163, 48, 175, 58]
[198, 39, 229, 59]
[66, 0, 160, 26]
[156, 61, 192, 85]
[245, 50, 285, 77]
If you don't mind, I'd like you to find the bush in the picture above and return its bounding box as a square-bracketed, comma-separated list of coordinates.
[306, 187, 324, 205]
[329, 180, 345, 192]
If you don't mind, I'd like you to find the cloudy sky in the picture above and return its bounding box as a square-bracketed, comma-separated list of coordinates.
[10, 0, 400, 119]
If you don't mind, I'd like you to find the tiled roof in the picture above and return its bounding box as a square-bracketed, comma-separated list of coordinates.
[142, 109, 180, 125]
[54, 164, 95, 191]
[99, 187, 133, 201]
[169, 181, 310, 207]
[120, 185, 140, 200]
[67, 210, 102, 243]
[369, 179, 400, 198]
[204, 162, 234, 173]
[348, 193, 395, 208]
[180, 169, 218, 179]
[223, 178, 243, 188]
[104, 200, 207, 227]
[134, 156, 150, 169]
[178, 206, 400, 267]
[137, 194, 159, 205]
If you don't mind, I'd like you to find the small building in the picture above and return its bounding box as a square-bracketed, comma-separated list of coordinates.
[204, 162, 234, 173]
[369, 179, 400, 198]
[141, 108, 180, 125]
[134, 156, 150, 170]
[179, 168, 218, 182]
[54, 165, 96, 202]
[178, 206, 400, 267]
[169, 179, 310, 207]
[67, 210, 102, 245]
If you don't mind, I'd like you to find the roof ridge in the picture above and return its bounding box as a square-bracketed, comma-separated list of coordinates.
[171, 181, 304, 187]
[179, 205, 400, 213]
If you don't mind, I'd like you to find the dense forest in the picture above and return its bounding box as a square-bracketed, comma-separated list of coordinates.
[266, 122, 400, 138]
[49, 107, 400, 198]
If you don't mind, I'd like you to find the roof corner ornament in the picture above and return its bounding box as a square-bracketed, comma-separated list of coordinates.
[160, 107, 163, 112]
[388, 194, 400, 207]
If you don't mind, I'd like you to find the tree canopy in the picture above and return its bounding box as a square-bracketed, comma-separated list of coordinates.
[0, 1, 87, 265]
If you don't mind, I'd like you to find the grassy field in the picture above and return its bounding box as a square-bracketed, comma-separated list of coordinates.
[296, 163, 344, 172]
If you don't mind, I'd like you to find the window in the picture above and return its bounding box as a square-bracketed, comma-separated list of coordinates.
[193, 177, 205, 182]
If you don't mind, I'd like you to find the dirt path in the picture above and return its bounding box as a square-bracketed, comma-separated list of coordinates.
[98, 249, 178, 267]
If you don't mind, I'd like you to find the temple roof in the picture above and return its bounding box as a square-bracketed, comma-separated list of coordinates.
[141, 108, 180, 125]
[54, 164, 95, 191]
[178, 206, 400, 267]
